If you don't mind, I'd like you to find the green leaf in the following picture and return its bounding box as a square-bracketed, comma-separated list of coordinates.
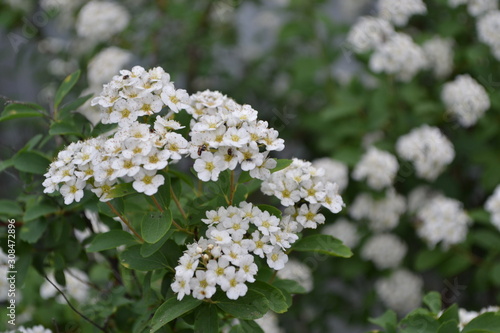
[238, 171, 252, 184]
[140, 229, 174, 257]
[58, 93, 93, 118]
[399, 313, 440, 333]
[108, 183, 136, 199]
[119, 245, 170, 271]
[24, 203, 58, 222]
[0, 200, 22, 216]
[414, 248, 449, 271]
[150, 296, 202, 332]
[54, 70, 81, 109]
[141, 210, 172, 244]
[0, 103, 44, 122]
[438, 253, 472, 277]
[272, 278, 307, 294]
[0, 159, 14, 173]
[249, 280, 288, 313]
[462, 312, 500, 332]
[369, 310, 397, 332]
[291, 234, 352, 258]
[230, 320, 265, 333]
[194, 303, 219, 333]
[20, 219, 47, 243]
[438, 320, 460, 333]
[423, 292, 442, 314]
[468, 209, 491, 225]
[13, 151, 50, 175]
[213, 290, 269, 320]
[169, 169, 195, 188]
[470, 230, 500, 250]
[49, 120, 81, 137]
[439, 304, 459, 325]
[86, 230, 137, 252]
[270, 159, 292, 173]
[257, 204, 282, 219]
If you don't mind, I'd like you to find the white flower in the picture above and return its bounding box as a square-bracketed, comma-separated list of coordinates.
[171, 276, 191, 300]
[375, 269, 423, 315]
[321, 218, 360, 249]
[76, 1, 130, 42]
[377, 0, 427, 26]
[190, 270, 216, 300]
[407, 186, 441, 213]
[477, 10, 500, 61]
[194, 152, 221, 182]
[417, 196, 472, 249]
[485, 185, 500, 231]
[220, 269, 248, 300]
[352, 147, 399, 190]
[161, 83, 191, 113]
[266, 248, 288, 270]
[422, 36, 454, 78]
[276, 259, 313, 292]
[88, 47, 133, 87]
[141, 148, 170, 170]
[132, 170, 165, 196]
[369, 33, 427, 81]
[361, 233, 407, 270]
[396, 125, 455, 180]
[253, 211, 281, 236]
[60, 179, 86, 205]
[441, 74, 490, 127]
[237, 255, 258, 282]
[312, 158, 349, 192]
[175, 254, 199, 280]
[347, 16, 395, 53]
[295, 204, 325, 229]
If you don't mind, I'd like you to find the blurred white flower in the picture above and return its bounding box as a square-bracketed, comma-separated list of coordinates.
[441, 75, 490, 127]
[369, 33, 428, 81]
[377, 0, 427, 26]
[76, 1, 130, 42]
[322, 218, 360, 249]
[361, 233, 407, 270]
[375, 269, 423, 315]
[88, 47, 133, 87]
[312, 158, 349, 192]
[422, 36, 454, 78]
[477, 10, 500, 60]
[396, 125, 455, 180]
[347, 16, 395, 53]
[352, 147, 399, 190]
[276, 259, 313, 292]
[417, 196, 472, 249]
[40, 269, 90, 304]
[256, 312, 284, 333]
[485, 185, 500, 231]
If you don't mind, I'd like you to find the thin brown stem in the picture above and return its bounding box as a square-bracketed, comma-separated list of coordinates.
[170, 187, 188, 220]
[152, 195, 164, 213]
[106, 201, 144, 243]
[268, 270, 278, 284]
[172, 219, 194, 235]
[44, 276, 106, 332]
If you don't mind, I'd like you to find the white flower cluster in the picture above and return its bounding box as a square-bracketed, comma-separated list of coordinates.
[477, 10, 500, 60]
[350, 190, 406, 232]
[40, 269, 90, 304]
[276, 259, 313, 292]
[449, 0, 498, 17]
[441, 75, 490, 127]
[377, 0, 427, 26]
[422, 36, 455, 78]
[2, 326, 52, 333]
[322, 218, 360, 249]
[346, 16, 395, 53]
[76, 1, 130, 42]
[396, 125, 455, 180]
[187, 90, 284, 182]
[44, 66, 190, 204]
[171, 202, 304, 300]
[352, 147, 399, 190]
[375, 269, 423, 315]
[485, 185, 500, 231]
[255, 312, 284, 333]
[312, 158, 349, 192]
[261, 158, 345, 215]
[361, 233, 407, 270]
[416, 196, 472, 249]
[369, 33, 428, 82]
